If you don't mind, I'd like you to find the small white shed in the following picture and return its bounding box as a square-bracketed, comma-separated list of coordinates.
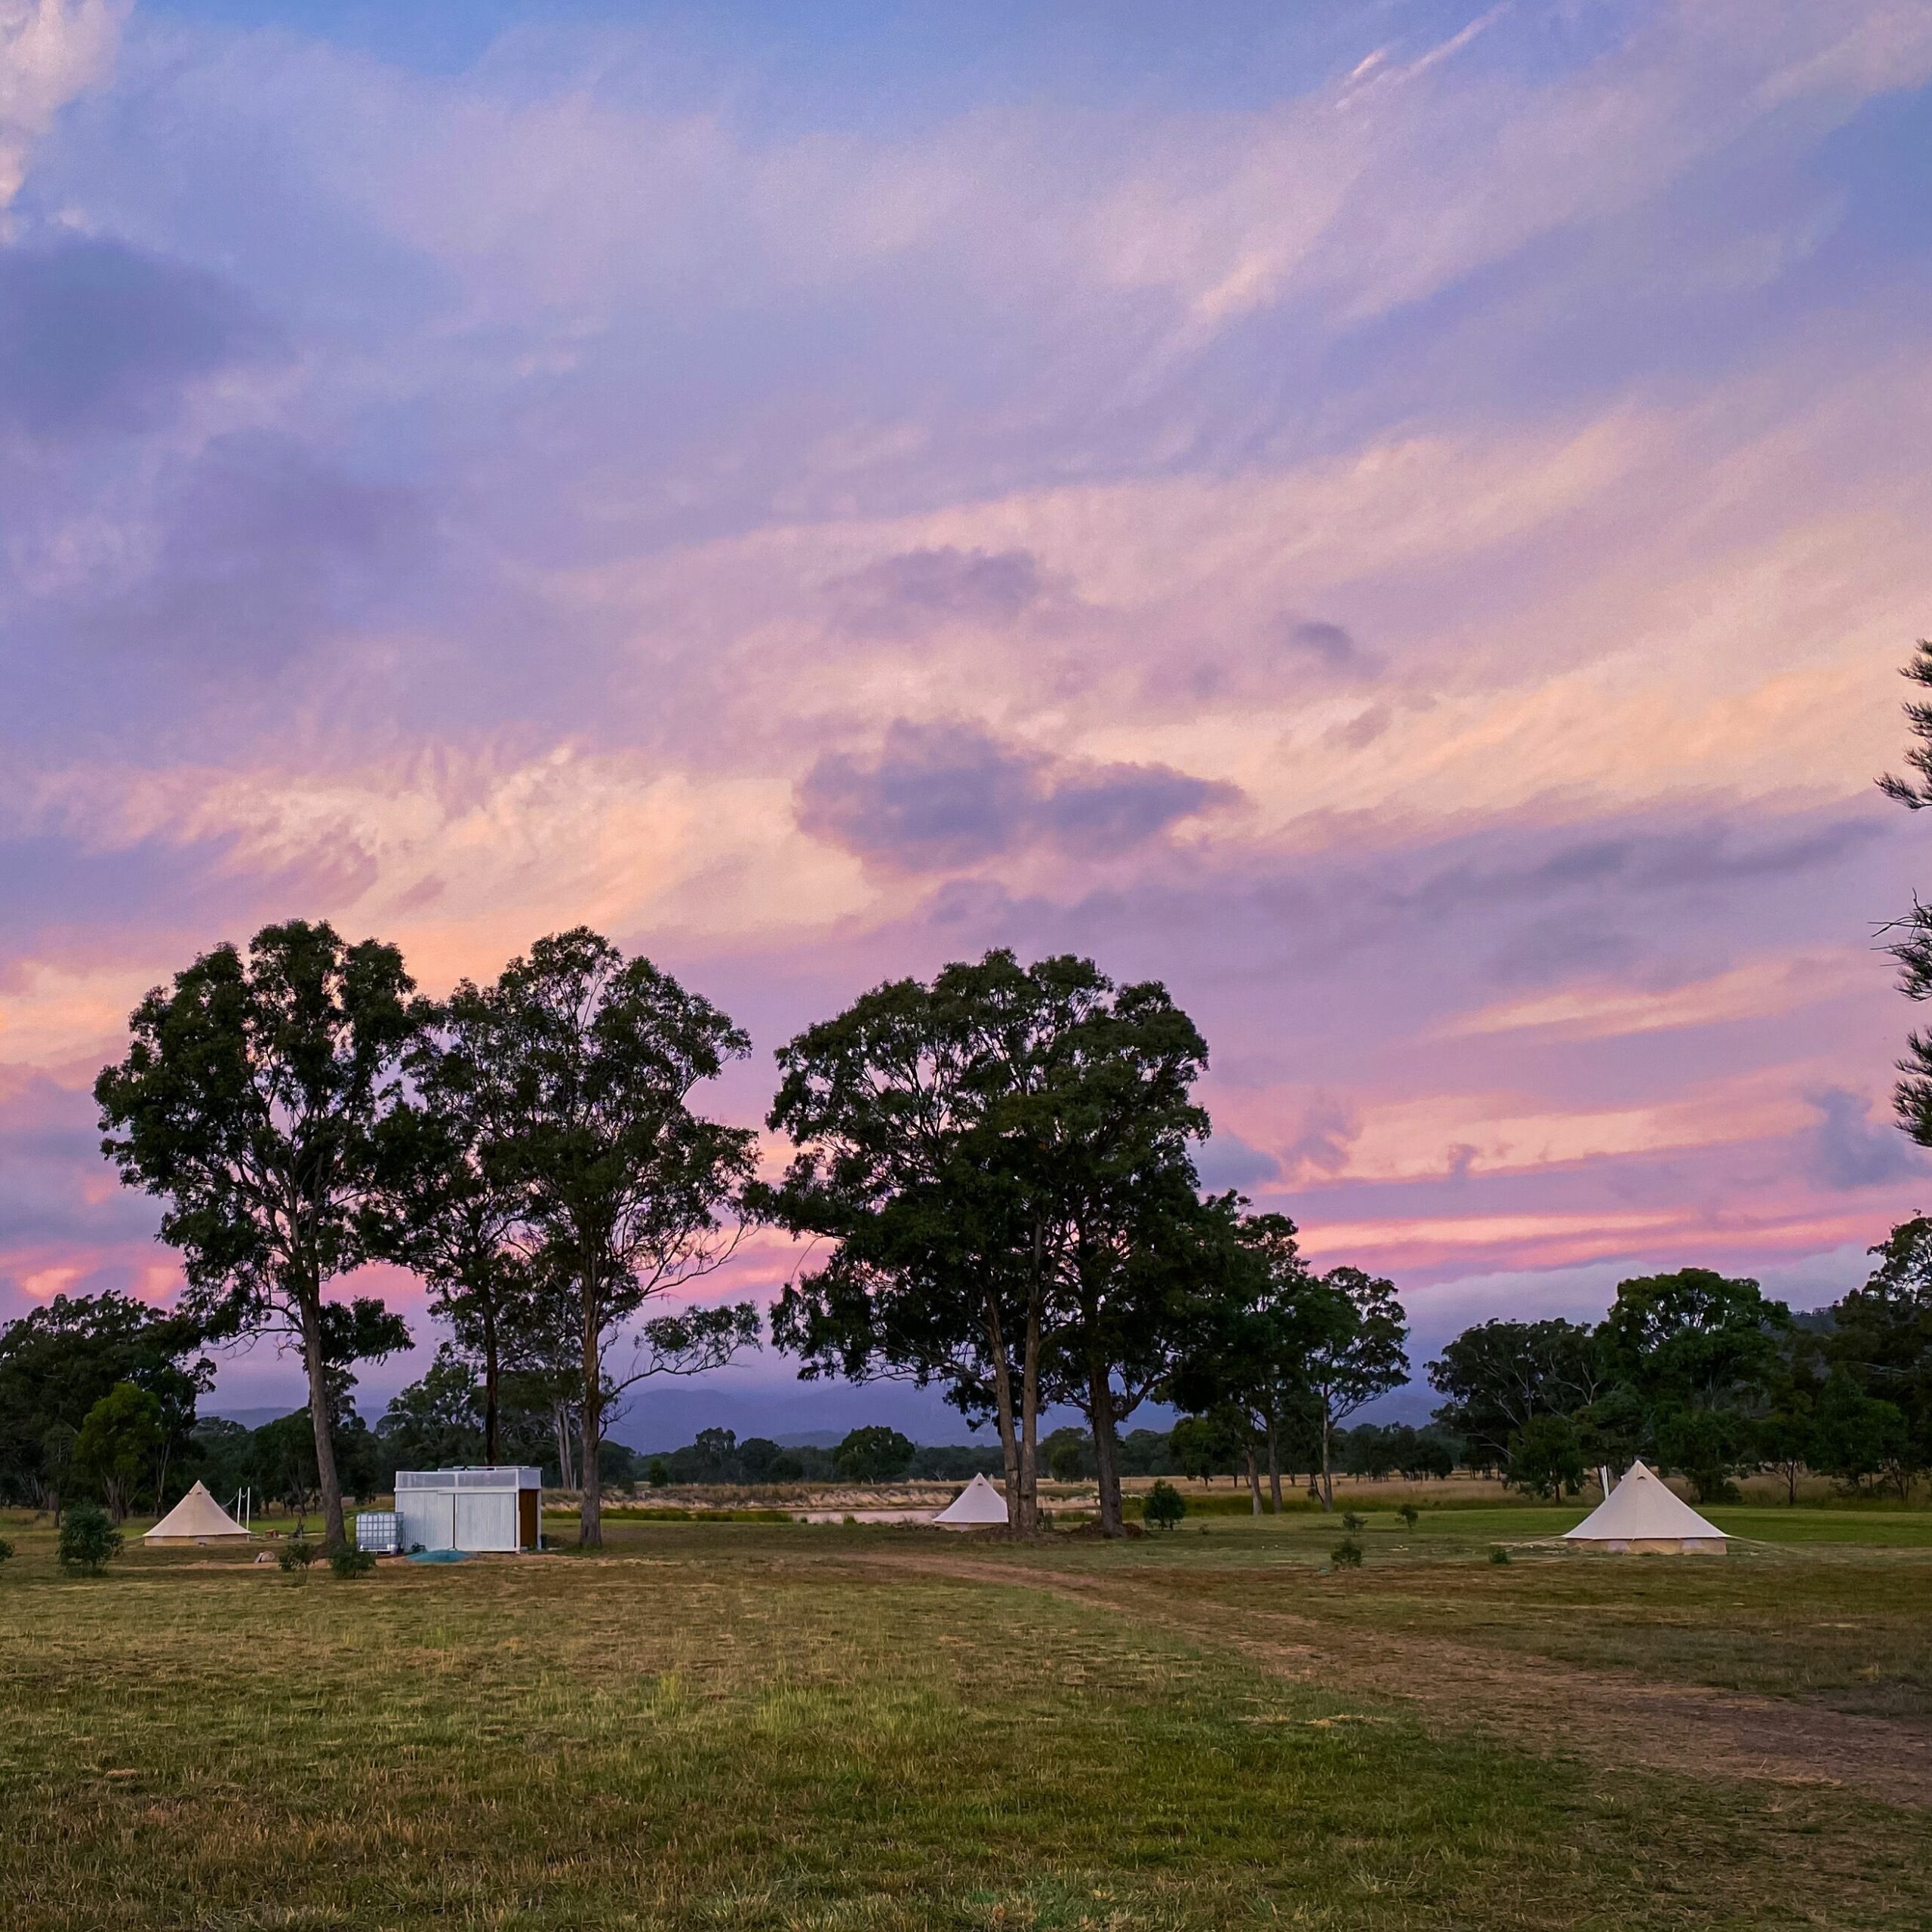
[395, 1467, 543, 1553]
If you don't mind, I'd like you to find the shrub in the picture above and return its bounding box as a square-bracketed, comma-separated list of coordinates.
[0, 1537, 14, 1564]
[329, 1545, 377, 1580]
[646, 1458, 670, 1488]
[1330, 1537, 1364, 1567]
[1142, 1479, 1187, 1532]
[1398, 1503, 1420, 1529]
[1489, 1545, 1512, 1566]
[58, 1502, 122, 1575]
[277, 1532, 317, 1576]
[1341, 1511, 1366, 1532]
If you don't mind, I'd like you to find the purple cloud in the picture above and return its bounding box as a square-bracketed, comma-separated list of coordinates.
[829, 547, 1053, 634]
[0, 235, 267, 438]
[796, 720, 1240, 871]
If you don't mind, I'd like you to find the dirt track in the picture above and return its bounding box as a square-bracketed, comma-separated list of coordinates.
[838, 1549, 1932, 1810]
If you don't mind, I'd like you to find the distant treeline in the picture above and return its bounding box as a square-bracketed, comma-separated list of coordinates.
[1425, 1247, 1932, 1504]
[623, 1418, 1461, 1489]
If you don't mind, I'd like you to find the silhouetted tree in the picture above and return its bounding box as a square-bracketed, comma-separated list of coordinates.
[1426, 1318, 1604, 1470]
[94, 921, 421, 1549]
[441, 930, 760, 1546]
[834, 1425, 915, 1483]
[1302, 1266, 1408, 1510]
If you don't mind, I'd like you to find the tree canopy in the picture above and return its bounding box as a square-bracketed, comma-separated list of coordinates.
[439, 928, 761, 1546]
[762, 949, 1229, 1535]
[94, 920, 422, 1549]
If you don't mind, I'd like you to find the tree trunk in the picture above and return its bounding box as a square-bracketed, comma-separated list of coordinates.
[1088, 1350, 1124, 1537]
[300, 1292, 347, 1550]
[1318, 1407, 1334, 1512]
[1244, 1444, 1263, 1514]
[984, 1296, 1023, 1535]
[482, 1302, 500, 1466]
[1019, 1272, 1042, 1537]
[1266, 1413, 1282, 1514]
[578, 1265, 603, 1548]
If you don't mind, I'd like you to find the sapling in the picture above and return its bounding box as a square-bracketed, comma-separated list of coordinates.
[1142, 1480, 1187, 1531]
[58, 1503, 122, 1575]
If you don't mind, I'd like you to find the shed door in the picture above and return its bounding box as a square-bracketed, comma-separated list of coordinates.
[454, 1490, 509, 1551]
[518, 1488, 537, 1550]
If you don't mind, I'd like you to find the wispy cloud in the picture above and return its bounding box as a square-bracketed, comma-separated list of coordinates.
[3, 0, 1931, 1359]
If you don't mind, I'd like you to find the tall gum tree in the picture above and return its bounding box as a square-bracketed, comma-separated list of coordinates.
[446, 929, 759, 1548]
[763, 953, 1109, 1534]
[1302, 1265, 1410, 1510]
[94, 921, 422, 1550]
[764, 950, 1212, 1537]
[1166, 1210, 1332, 1514]
[370, 1028, 531, 1465]
[1041, 974, 1214, 1536]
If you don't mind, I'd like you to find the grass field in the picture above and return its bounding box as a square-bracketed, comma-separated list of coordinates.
[2, 1505, 1929, 1930]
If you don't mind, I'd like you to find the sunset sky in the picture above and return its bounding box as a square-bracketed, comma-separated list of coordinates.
[5, 0, 1932, 1438]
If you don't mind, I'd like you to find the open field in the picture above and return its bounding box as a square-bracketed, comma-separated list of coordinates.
[2, 1506, 1929, 1930]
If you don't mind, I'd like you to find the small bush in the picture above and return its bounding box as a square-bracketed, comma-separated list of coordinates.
[59, 1503, 122, 1575]
[1341, 1511, 1366, 1532]
[1331, 1537, 1364, 1567]
[1142, 1479, 1187, 1532]
[1398, 1503, 1420, 1529]
[277, 1532, 317, 1576]
[646, 1458, 670, 1488]
[329, 1545, 377, 1580]
[0, 1536, 14, 1564]
[1489, 1545, 1512, 1566]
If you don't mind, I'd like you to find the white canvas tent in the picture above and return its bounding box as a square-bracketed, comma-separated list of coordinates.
[1563, 1460, 1727, 1554]
[932, 1472, 1010, 1527]
[145, 1481, 251, 1543]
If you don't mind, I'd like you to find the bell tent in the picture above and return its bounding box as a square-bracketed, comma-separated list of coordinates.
[144, 1481, 251, 1543]
[1563, 1460, 1726, 1555]
[933, 1472, 1011, 1527]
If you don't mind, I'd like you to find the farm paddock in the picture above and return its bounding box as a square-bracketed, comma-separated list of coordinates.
[2, 1503, 1928, 1931]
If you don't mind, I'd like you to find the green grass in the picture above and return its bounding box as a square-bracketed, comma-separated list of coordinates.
[0, 1509, 1927, 1930]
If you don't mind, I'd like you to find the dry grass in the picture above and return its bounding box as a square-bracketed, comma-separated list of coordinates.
[1, 1507, 1928, 1930]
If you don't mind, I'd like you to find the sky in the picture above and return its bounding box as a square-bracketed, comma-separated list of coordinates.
[4, 0, 1932, 1442]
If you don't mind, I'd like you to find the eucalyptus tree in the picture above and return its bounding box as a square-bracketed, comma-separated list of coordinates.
[94, 921, 423, 1550]
[761, 956, 1055, 1534]
[764, 950, 1188, 1536]
[1426, 1317, 1605, 1470]
[1166, 1210, 1331, 1513]
[1301, 1265, 1409, 1509]
[1833, 1217, 1932, 1479]
[1043, 977, 1217, 1536]
[0, 1290, 211, 1516]
[444, 929, 759, 1546]
[371, 1032, 531, 1464]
